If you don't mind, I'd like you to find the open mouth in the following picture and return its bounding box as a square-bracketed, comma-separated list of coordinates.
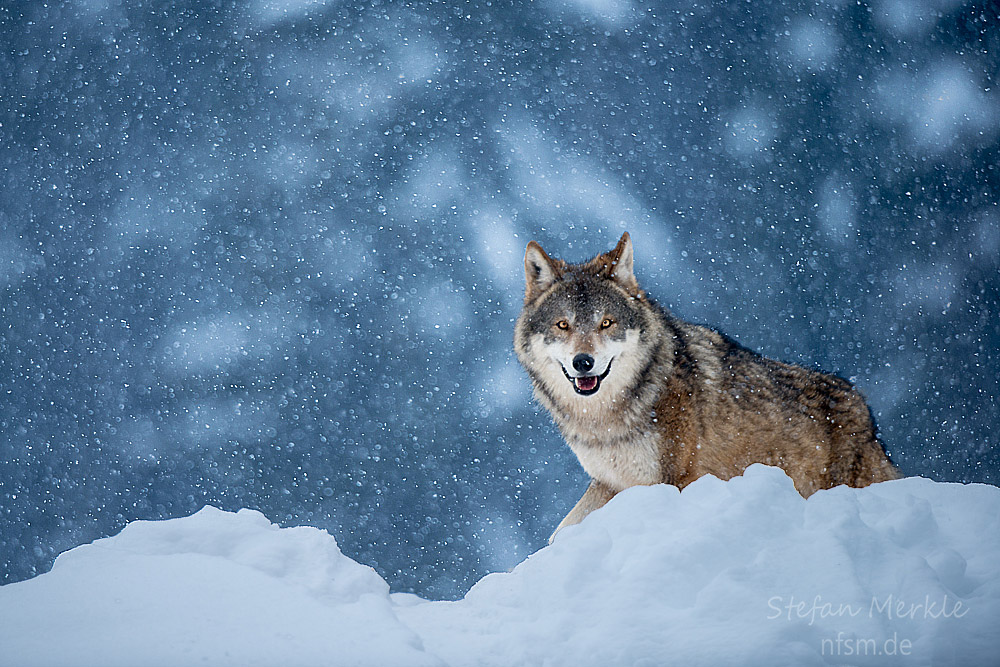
[560, 360, 613, 396]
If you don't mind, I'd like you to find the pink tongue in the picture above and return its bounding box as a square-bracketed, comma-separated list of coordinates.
[576, 376, 598, 391]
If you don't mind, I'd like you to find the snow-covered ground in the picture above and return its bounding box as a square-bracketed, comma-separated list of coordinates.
[1, 465, 997, 666]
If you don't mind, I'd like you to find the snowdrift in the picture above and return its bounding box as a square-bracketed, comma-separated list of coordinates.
[1, 465, 998, 666]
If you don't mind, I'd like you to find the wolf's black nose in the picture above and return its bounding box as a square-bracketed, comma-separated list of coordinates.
[573, 353, 594, 374]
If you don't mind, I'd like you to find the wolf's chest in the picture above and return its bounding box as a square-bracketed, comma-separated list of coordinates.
[566, 430, 662, 492]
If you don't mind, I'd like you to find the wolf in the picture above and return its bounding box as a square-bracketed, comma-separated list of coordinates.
[514, 232, 901, 541]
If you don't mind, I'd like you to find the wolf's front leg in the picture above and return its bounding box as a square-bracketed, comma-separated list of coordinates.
[548, 479, 617, 544]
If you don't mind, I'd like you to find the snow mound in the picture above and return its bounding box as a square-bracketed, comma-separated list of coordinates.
[2, 465, 998, 666]
[406, 465, 1000, 666]
[0, 507, 436, 667]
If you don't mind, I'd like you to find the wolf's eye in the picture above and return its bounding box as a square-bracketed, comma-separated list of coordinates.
[600, 318, 614, 329]
[556, 320, 570, 330]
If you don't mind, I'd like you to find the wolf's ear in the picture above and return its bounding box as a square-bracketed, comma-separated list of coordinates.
[524, 240, 561, 301]
[606, 231, 638, 293]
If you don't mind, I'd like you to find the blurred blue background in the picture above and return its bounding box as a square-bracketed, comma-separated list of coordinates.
[1, 0, 997, 599]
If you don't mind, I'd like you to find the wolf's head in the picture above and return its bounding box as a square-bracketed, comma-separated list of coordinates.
[514, 232, 662, 415]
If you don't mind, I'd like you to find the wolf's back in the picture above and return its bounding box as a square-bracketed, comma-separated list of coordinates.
[660, 316, 900, 493]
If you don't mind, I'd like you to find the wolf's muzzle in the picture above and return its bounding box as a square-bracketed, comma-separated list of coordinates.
[561, 359, 613, 396]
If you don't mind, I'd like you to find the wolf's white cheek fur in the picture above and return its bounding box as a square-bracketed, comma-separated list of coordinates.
[543, 338, 579, 374]
[597, 329, 644, 402]
[525, 333, 572, 396]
